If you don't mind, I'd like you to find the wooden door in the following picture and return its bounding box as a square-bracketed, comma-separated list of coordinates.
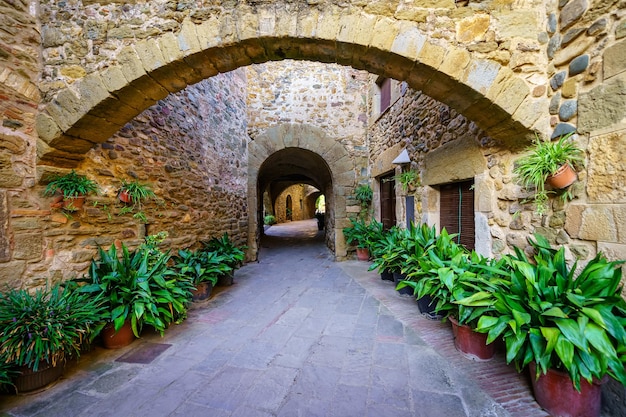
[380, 174, 396, 230]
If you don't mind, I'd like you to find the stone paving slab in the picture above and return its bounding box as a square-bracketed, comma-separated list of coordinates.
[0, 220, 511, 417]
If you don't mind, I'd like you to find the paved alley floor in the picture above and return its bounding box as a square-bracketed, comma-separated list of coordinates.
[1, 220, 530, 417]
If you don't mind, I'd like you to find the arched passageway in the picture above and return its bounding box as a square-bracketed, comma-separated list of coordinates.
[34, 3, 547, 167]
[253, 144, 336, 260]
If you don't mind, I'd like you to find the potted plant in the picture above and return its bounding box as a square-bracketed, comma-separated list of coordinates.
[43, 169, 99, 211]
[202, 233, 246, 286]
[175, 249, 229, 301]
[399, 226, 461, 315]
[342, 218, 382, 261]
[369, 226, 405, 281]
[354, 184, 373, 218]
[475, 234, 626, 417]
[0, 284, 106, 392]
[513, 133, 584, 215]
[76, 238, 193, 348]
[394, 169, 420, 193]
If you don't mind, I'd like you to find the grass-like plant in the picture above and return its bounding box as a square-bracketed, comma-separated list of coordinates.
[0, 284, 106, 372]
[43, 170, 98, 198]
[513, 133, 583, 214]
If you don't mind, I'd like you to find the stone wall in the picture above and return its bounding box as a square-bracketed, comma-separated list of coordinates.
[246, 60, 369, 154]
[2, 71, 249, 288]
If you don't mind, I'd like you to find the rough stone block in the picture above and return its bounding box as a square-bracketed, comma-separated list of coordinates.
[578, 73, 626, 134]
[100, 65, 128, 93]
[439, 48, 471, 81]
[370, 18, 400, 51]
[14, 233, 43, 261]
[296, 8, 320, 39]
[0, 261, 26, 288]
[456, 14, 490, 43]
[275, 9, 298, 38]
[236, 7, 260, 41]
[390, 25, 426, 62]
[117, 46, 148, 83]
[465, 59, 500, 95]
[559, 0, 588, 31]
[418, 41, 446, 71]
[44, 89, 85, 132]
[493, 76, 529, 115]
[76, 73, 111, 112]
[177, 18, 202, 55]
[587, 130, 626, 204]
[135, 38, 166, 73]
[566, 205, 619, 243]
[315, 9, 341, 42]
[422, 138, 486, 186]
[493, 10, 539, 40]
[36, 113, 62, 144]
[158, 32, 184, 64]
[604, 40, 626, 80]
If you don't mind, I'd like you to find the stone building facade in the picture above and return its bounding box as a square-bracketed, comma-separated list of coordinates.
[1, 0, 626, 412]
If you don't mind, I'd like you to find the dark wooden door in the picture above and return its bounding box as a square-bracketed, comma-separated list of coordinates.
[380, 174, 396, 230]
[439, 180, 475, 249]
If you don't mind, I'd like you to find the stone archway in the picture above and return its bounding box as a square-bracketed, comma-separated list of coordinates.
[34, 3, 547, 167]
[248, 124, 355, 260]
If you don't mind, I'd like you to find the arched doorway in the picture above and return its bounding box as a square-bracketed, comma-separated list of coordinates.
[253, 145, 336, 260]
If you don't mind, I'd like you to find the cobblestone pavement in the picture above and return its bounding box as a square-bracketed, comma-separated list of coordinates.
[1, 220, 516, 417]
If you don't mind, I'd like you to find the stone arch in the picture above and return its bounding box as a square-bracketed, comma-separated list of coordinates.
[248, 124, 354, 260]
[36, 10, 542, 166]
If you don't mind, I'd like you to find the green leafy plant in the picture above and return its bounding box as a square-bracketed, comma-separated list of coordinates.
[43, 170, 99, 198]
[264, 214, 277, 225]
[202, 233, 247, 273]
[0, 284, 106, 372]
[342, 218, 383, 249]
[394, 170, 420, 193]
[369, 226, 405, 274]
[354, 184, 373, 218]
[475, 234, 626, 390]
[118, 179, 155, 207]
[513, 133, 583, 215]
[76, 239, 193, 338]
[175, 249, 230, 286]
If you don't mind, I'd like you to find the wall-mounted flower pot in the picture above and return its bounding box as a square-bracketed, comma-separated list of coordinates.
[356, 247, 370, 261]
[14, 360, 64, 393]
[529, 362, 604, 417]
[191, 281, 213, 301]
[62, 195, 86, 211]
[118, 190, 132, 204]
[449, 317, 495, 361]
[547, 163, 577, 189]
[101, 320, 136, 349]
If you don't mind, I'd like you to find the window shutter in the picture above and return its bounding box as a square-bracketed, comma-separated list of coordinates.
[439, 180, 475, 249]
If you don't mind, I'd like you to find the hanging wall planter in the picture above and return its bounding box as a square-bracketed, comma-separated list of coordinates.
[546, 163, 577, 189]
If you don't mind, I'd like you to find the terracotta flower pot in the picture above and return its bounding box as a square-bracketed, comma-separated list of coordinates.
[547, 163, 577, 189]
[14, 360, 65, 393]
[356, 247, 370, 261]
[118, 189, 132, 204]
[191, 281, 213, 301]
[62, 195, 86, 211]
[101, 320, 136, 349]
[529, 362, 605, 417]
[449, 317, 495, 361]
